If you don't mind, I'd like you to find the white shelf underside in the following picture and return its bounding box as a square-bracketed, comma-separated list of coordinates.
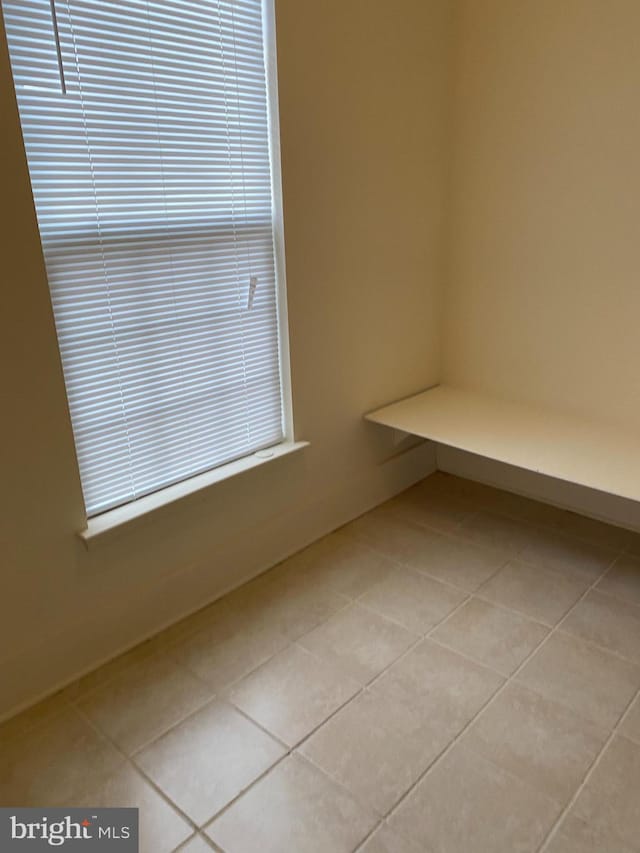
[366, 385, 640, 504]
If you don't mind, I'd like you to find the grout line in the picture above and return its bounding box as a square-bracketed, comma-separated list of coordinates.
[64, 649, 225, 757]
[77, 691, 220, 760]
[66, 524, 630, 851]
[198, 490, 637, 848]
[552, 625, 640, 668]
[221, 698, 295, 753]
[389, 477, 631, 559]
[190, 632, 428, 836]
[202, 705, 382, 838]
[70, 671, 295, 835]
[234, 631, 423, 741]
[6, 478, 636, 853]
[450, 590, 552, 627]
[171, 833, 199, 853]
[75, 690, 306, 849]
[576, 580, 640, 614]
[70, 591, 357, 757]
[342, 500, 622, 601]
[536, 680, 640, 853]
[425, 633, 529, 680]
[427, 474, 636, 548]
[172, 831, 219, 852]
[64, 535, 347, 707]
[64, 594, 390, 841]
[72, 702, 202, 836]
[66, 477, 625, 680]
[198, 749, 292, 830]
[343, 506, 515, 565]
[344, 517, 631, 660]
[234, 588, 487, 850]
[378, 544, 622, 843]
[200, 585, 480, 843]
[351, 822, 385, 852]
[340, 528, 512, 602]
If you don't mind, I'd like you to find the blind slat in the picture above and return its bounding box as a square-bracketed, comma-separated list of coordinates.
[3, 0, 284, 515]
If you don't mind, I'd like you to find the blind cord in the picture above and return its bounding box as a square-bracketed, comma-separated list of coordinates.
[49, 0, 66, 94]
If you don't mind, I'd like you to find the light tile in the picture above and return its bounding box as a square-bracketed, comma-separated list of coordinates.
[301, 689, 450, 815]
[596, 555, 640, 607]
[340, 507, 426, 561]
[478, 559, 589, 626]
[410, 533, 508, 592]
[170, 619, 289, 692]
[359, 568, 465, 635]
[457, 511, 532, 554]
[213, 549, 351, 644]
[153, 596, 239, 648]
[344, 510, 444, 570]
[6, 480, 637, 853]
[620, 694, 640, 744]
[432, 597, 548, 675]
[408, 533, 507, 592]
[464, 682, 607, 803]
[234, 564, 350, 642]
[382, 483, 475, 533]
[0, 706, 124, 806]
[357, 824, 424, 853]
[481, 490, 567, 528]
[205, 754, 377, 853]
[371, 640, 503, 738]
[517, 632, 640, 729]
[562, 590, 640, 662]
[347, 510, 506, 591]
[135, 699, 285, 826]
[299, 532, 398, 599]
[78, 655, 213, 754]
[388, 744, 560, 853]
[228, 644, 360, 746]
[554, 512, 634, 551]
[546, 815, 636, 853]
[62, 637, 167, 701]
[570, 735, 640, 850]
[73, 764, 191, 853]
[518, 527, 616, 580]
[338, 509, 407, 556]
[298, 604, 416, 685]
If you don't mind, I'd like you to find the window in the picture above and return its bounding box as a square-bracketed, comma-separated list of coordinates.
[3, 0, 289, 517]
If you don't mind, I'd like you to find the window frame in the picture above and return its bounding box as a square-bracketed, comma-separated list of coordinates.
[4, 0, 298, 540]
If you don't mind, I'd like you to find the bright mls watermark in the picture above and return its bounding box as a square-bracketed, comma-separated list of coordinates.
[0, 809, 138, 851]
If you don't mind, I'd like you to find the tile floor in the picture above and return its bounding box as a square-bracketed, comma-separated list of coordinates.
[1, 472, 640, 852]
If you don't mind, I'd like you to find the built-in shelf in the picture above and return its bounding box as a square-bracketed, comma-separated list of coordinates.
[366, 385, 640, 503]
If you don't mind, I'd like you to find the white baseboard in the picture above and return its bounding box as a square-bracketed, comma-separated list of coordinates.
[0, 440, 436, 722]
[437, 445, 640, 533]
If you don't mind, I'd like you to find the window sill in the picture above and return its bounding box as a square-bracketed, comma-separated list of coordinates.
[77, 440, 309, 549]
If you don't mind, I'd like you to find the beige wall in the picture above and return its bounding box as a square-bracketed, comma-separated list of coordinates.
[444, 0, 640, 431]
[0, 0, 450, 718]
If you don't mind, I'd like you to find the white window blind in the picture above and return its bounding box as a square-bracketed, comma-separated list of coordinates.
[3, 0, 286, 517]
